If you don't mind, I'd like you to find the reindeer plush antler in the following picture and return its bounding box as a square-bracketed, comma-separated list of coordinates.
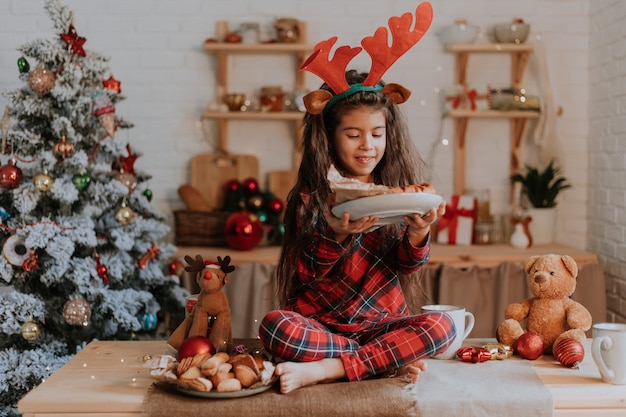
[184, 254, 206, 273]
[217, 255, 235, 274]
[300, 2, 433, 114]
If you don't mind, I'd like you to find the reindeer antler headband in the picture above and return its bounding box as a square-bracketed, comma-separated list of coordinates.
[300, 2, 433, 114]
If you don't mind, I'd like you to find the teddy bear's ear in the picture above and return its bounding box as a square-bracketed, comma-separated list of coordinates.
[524, 256, 541, 274]
[560, 255, 578, 278]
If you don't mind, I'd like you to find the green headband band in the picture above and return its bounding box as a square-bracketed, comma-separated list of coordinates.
[324, 83, 383, 113]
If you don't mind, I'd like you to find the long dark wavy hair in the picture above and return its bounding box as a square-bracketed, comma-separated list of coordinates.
[276, 70, 429, 309]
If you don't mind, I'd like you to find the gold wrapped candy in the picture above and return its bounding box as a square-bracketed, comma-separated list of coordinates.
[483, 343, 513, 360]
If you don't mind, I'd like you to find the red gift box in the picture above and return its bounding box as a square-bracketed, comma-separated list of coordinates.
[437, 194, 477, 246]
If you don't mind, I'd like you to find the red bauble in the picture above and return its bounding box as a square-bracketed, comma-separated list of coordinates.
[266, 197, 284, 214]
[169, 259, 185, 277]
[224, 211, 263, 251]
[515, 331, 545, 360]
[177, 336, 215, 361]
[554, 338, 585, 369]
[224, 179, 240, 192]
[241, 177, 259, 195]
[0, 159, 23, 189]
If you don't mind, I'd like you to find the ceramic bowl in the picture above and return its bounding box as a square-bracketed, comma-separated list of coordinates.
[436, 19, 479, 46]
[492, 19, 530, 44]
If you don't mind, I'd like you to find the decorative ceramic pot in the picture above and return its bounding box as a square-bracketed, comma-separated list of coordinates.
[527, 207, 556, 245]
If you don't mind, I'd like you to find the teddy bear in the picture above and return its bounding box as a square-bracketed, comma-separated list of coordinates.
[496, 254, 592, 354]
[168, 254, 235, 353]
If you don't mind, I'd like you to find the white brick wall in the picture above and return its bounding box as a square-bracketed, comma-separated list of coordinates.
[590, 1, 626, 322]
[0, 0, 590, 249]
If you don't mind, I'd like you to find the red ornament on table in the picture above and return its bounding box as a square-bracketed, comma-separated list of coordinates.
[553, 338, 585, 369]
[177, 335, 215, 361]
[0, 159, 23, 189]
[515, 331, 544, 360]
[241, 177, 259, 195]
[456, 346, 492, 363]
[224, 211, 263, 251]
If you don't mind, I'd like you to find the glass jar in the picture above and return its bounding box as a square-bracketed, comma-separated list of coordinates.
[260, 86, 284, 112]
[474, 222, 493, 245]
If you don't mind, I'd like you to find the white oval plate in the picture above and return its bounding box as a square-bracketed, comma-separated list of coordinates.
[331, 193, 443, 226]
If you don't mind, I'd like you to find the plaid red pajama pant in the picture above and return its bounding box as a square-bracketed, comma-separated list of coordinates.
[259, 310, 456, 381]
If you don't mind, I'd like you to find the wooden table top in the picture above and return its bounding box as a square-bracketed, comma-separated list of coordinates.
[175, 243, 598, 268]
[18, 338, 626, 417]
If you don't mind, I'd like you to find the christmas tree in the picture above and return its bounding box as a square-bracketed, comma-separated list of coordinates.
[0, 1, 187, 415]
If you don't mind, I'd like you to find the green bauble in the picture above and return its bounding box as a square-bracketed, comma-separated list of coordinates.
[72, 173, 91, 191]
[17, 57, 30, 73]
[143, 188, 153, 202]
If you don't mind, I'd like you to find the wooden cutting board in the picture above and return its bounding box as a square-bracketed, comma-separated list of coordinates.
[268, 169, 297, 204]
[190, 153, 259, 211]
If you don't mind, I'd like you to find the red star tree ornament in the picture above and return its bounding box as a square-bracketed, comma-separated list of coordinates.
[60, 24, 86, 57]
[112, 144, 137, 175]
[103, 76, 121, 93]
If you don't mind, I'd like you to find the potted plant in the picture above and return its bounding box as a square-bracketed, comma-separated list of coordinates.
[510, 160, 571, 244]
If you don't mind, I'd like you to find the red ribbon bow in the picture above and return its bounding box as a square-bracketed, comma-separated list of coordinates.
[438, 195, 476, 244]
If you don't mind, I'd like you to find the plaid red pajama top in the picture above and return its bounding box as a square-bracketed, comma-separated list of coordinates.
[287, 225, 428, 332]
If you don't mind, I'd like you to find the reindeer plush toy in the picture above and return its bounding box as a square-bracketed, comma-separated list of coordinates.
[168, 255, 235, 353]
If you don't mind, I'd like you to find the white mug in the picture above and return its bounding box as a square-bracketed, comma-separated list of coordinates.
[592, 322, 626, 385]
[421, 304, 475, 360]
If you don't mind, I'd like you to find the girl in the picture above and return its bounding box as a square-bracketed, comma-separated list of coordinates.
[258, 70, 455, 394]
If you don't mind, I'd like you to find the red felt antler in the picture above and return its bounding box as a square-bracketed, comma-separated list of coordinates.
[362, 2, 433, 86]
[299, 2, 433, 113]
[300, 37, 362, 94]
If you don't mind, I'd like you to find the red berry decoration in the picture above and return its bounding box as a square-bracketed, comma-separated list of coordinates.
[515, 331, 545, 360]
[177, 336, 215, 361]
[241, 177, 259, 195]
[224, 179, 240, 193]
[266, 197, 284, 214]
[554, 338, 585, 369]
[224, 211, 263, 251]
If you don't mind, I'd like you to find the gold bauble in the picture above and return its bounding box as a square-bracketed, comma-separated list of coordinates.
[33, 173, 54, 192]
[63, 298, 91, 327]
[28, 67, 56, 95]
[21, 320, 41, 341]
[115, 206, 134, 224]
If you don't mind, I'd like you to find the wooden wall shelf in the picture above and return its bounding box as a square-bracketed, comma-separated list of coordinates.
[202, 34, 313, 168]
[445, 43, 538, 200]
[201, 110, 305, 121]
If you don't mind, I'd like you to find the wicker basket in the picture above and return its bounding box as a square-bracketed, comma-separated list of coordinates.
[174, 210, 230, 246]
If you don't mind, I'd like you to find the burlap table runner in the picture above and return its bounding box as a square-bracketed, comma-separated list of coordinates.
[143, 356, 553, 417]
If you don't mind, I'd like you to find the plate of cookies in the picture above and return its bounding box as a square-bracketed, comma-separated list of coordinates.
[145, 350, 277, 398]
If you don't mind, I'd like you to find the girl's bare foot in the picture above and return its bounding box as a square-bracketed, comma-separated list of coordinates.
[274, 358, 345, 394]
[397, 359, 428, 383]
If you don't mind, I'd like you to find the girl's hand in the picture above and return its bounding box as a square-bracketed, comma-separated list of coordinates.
[324, 207, 378, 244]
[404, 200, 446, 247]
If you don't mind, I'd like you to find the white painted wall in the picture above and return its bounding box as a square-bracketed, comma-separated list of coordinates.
[0, 0, 590, 247]
[589, 1, 626, 322]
